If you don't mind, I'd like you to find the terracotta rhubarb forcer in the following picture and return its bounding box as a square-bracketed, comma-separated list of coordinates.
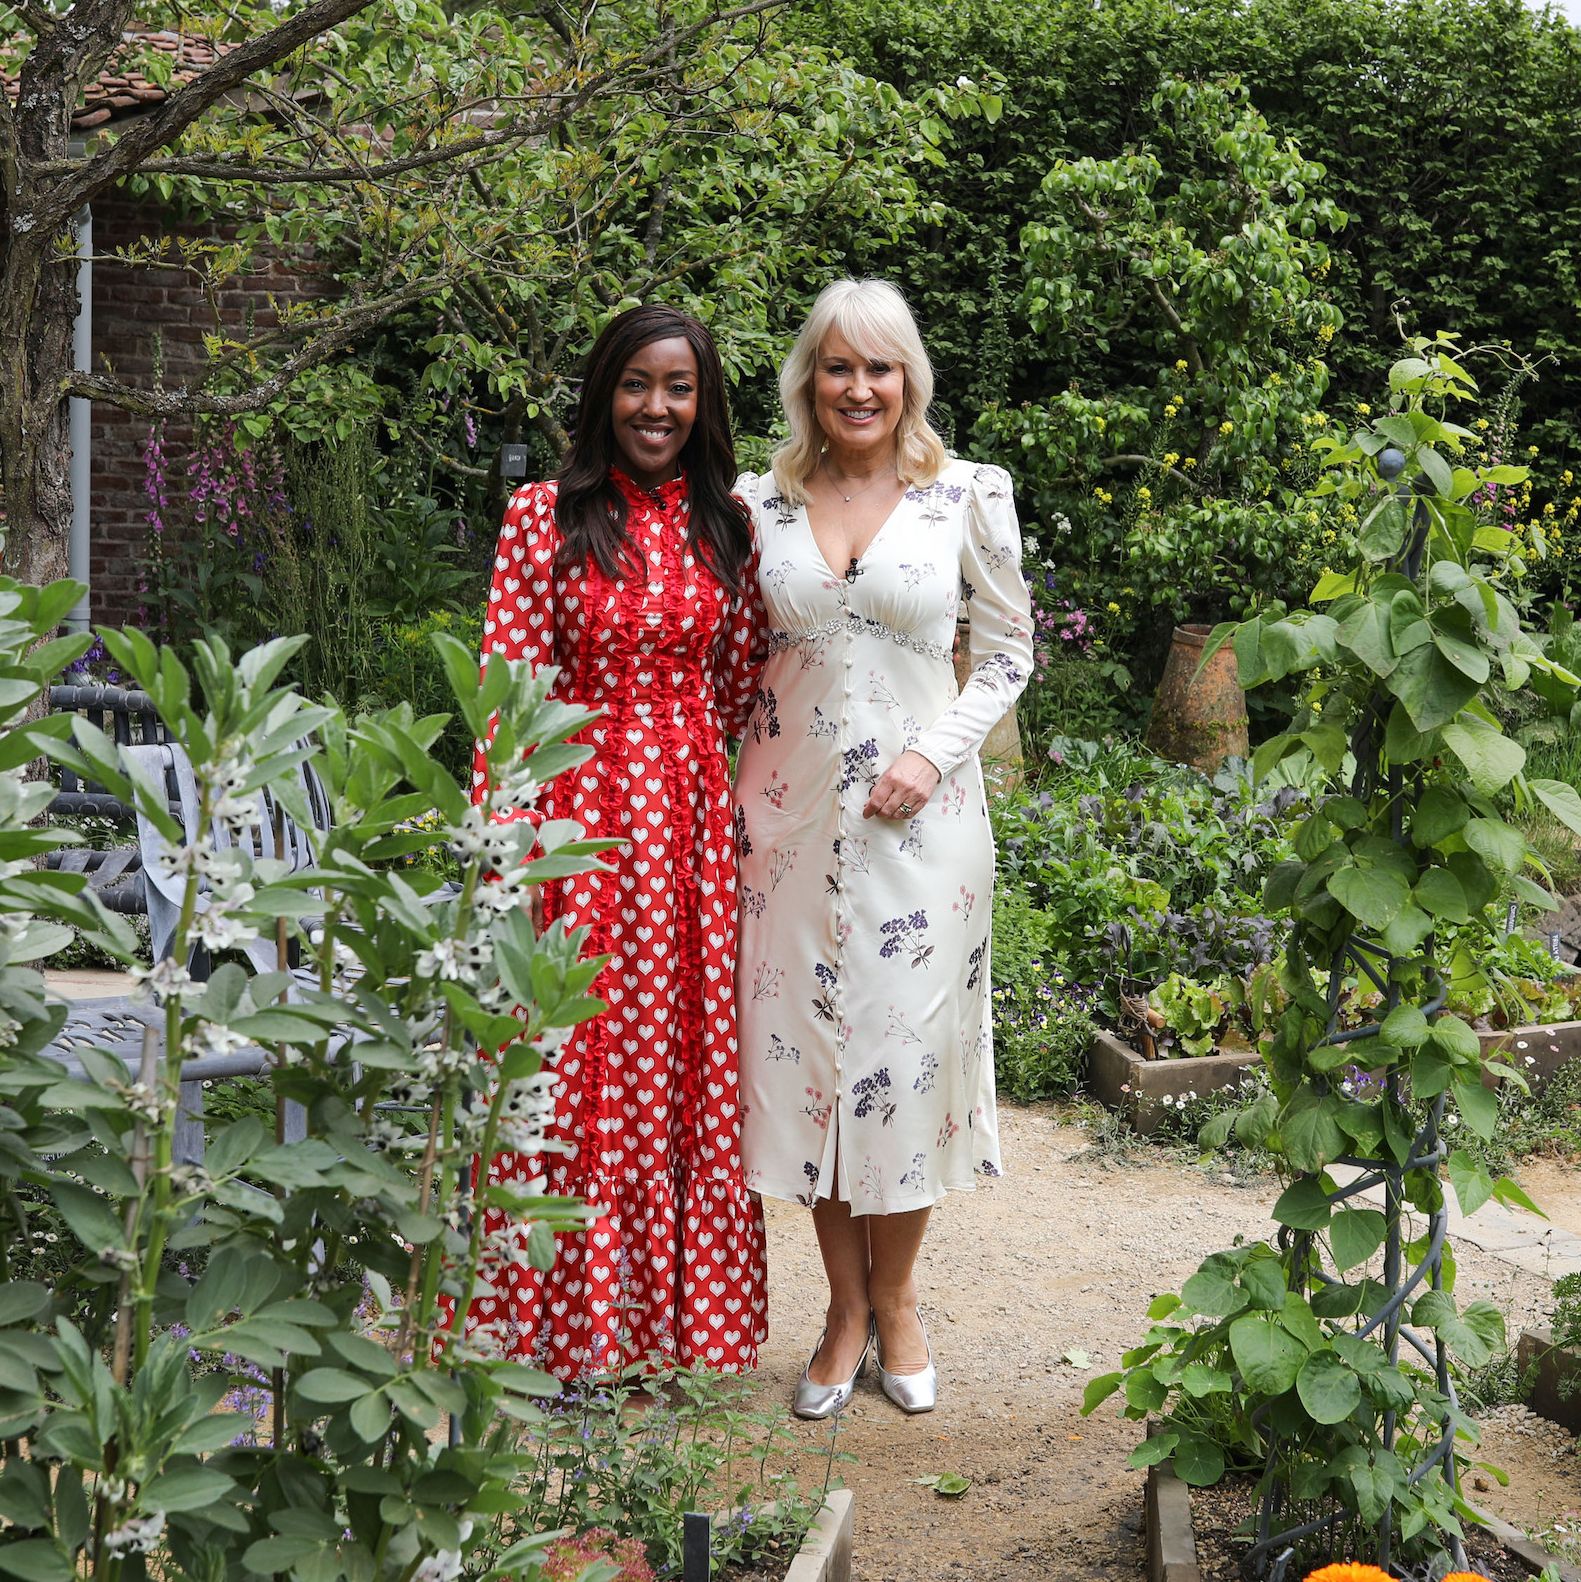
[1144, 623, 1249, 772]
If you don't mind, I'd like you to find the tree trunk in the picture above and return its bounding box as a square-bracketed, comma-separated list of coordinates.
[0, 237, 76, 592]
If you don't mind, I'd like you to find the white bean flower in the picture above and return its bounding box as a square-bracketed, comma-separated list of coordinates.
[132, 959, 202, 1006]
[104, 1513, 165, 1557]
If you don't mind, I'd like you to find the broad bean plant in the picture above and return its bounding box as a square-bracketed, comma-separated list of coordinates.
[0, 584, 612, 1582]
[1086, 338, 1581, 1568]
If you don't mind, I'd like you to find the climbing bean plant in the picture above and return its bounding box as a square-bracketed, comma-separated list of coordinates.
[1085, 337, 1581, 1575]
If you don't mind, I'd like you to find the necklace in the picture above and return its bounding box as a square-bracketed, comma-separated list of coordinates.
[820, 455, 897, 504]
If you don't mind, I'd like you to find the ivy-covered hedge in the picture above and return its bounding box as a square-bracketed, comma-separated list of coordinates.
[793, 0, 1581, 589]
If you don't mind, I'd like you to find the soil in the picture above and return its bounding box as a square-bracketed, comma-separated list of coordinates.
[1192, 1477, 1532, 1582]
[745, 1107, 1581, 1582]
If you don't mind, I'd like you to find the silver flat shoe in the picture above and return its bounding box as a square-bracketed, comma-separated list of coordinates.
[792, 1326, 871, 1420]
[876, 1312, 937, 1414]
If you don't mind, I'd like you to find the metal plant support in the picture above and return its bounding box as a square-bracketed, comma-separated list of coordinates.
[1248, 453, 1466, 1581]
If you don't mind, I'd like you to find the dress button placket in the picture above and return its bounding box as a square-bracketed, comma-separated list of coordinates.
[830, 582, 854, 1155]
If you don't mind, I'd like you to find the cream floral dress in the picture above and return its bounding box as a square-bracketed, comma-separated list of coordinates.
[732, 458, 1033, 1216]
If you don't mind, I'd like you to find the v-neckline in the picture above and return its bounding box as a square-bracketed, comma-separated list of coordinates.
[802, 484, 910, 583]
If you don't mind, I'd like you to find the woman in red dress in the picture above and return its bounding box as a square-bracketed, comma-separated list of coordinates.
[465, 306, 768, 1377]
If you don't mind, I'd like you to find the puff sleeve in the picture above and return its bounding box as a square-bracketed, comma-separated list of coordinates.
[911, 464, 1033, 780]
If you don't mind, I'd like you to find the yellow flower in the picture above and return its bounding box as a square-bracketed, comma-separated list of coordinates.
[1219, 420, 1234, 436]
[1316, 322, 1336, 343]
[1163, 451, 1180, 466]
[1137, 486, 1152, 502]
[1475, 418, 1490, 430]
[1268, 372, 1282, 385]
[1164, 403, 1179, 418]
[1092, 487, 1113, 505]
[1565, 469, 1574, 484]
[1355, 402, 1371, 416]
[1106, 600, 1121, 613]
[1174, 358, 1188, 371]
[1528, 444, 1540, 456]
[1095, 415, 1106, 432]
[1544, 502, 1555, 515]
[1183, 457, 1197, 469]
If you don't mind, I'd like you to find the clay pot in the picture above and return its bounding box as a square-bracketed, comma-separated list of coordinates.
[1144, 623, 1248, 773]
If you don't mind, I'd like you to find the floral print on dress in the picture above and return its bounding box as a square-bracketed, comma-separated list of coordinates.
[734, 460, 1032, 1215]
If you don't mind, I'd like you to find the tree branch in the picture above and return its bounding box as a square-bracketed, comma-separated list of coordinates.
[1143, 276, 1204, 375]
[35, 0, 383, 225]
[58, 277, 443, 415]
[1098, 453, 1202, 492]
[8, 0, 61, 38]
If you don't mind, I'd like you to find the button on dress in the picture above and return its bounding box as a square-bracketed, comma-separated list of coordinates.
[733, 459, 1033, 1216]
[467, 472, 768, 1375]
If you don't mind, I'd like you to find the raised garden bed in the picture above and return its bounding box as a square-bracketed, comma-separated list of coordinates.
[785, 1491, 853, 1582]
[1515, 1326, 1581, 1438]
[1145, 1456, 1581, 1582]
[1086, 1020, 1581, 1135]
[1086, 1028, 1261, 1135]
[1481, 1019, 1581, 1088]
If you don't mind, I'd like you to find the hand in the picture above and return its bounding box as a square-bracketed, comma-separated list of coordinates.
[524, 885, 544, 933]
[863, 750, 942, 821]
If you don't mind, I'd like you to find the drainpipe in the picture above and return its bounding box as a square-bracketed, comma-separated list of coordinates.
[66, 200, 92, 629]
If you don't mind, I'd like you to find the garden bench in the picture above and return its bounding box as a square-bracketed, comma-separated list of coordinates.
[41, 684, 335, 1158]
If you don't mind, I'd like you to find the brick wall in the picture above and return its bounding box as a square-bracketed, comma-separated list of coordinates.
[87, 192, 323, 626]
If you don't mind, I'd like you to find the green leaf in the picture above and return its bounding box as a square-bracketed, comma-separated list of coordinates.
[1441, 720, 1524, 795]
[933, 1472, 971, 1498]
[1412, 787, 1469, 847]
[294, 1368, 372, 1404]
[1453, 1074, 1498, 1141]
[1081, 1372, 1124, 1414]
[1272, 1177, 1334, 1231]
[0, 1283, 50, 1326]
[1328, 864, 1410, 930]
[139, 1464, 237, 1513]
[0, 1540, 74, 1582]
[1129, 1433, 1179, 1468]
[1447, 1150, 1495, 1216]
[1172, 1435, 1225, 1487]
[1329, 1209, 1387, 1271]
[1531, 778, 1581, 838]
[1385, 641, 1480, 733]
[1228, 1312, 1305, 1394]
[1181, 1258, 1242, 1317]
[1380, 1005, 1430, 1047]
[1412, 1291, 1504, 1367]
[1296, 1351, 1363, 1424]
[1279, 1090, 1347, 1172]
[1413, 866, 1469, 922]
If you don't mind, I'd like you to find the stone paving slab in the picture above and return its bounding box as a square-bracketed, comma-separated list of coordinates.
[44, 967, 137, 1002]
[1328, 1161, 1581, 1280]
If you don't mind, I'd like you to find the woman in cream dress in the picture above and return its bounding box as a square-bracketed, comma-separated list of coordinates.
[733, 279, 1032, 1417]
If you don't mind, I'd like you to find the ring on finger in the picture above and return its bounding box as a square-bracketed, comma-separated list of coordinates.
[898, 801, 915, 816]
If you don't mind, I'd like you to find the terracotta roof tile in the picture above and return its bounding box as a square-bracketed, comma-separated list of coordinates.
[2, 21, 241, 130]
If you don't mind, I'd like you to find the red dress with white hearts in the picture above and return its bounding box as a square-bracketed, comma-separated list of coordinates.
[465, 471, 769, 1377]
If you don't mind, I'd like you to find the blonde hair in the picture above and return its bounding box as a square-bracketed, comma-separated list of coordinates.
[772, 278, 948, 504]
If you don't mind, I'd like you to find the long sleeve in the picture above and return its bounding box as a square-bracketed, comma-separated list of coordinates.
[911, 463, 1033, 780]
[713, 542, 766, 741]
[472, 482, 560, 820]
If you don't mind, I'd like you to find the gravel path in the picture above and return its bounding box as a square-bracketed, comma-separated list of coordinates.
[746, 1106, 1581, 1581]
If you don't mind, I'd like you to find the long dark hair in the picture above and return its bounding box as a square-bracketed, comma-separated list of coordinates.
[554, 305, 752, 592]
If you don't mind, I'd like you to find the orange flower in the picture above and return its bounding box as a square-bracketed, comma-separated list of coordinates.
[1303, 1568, 1394, 1582]
[1441, 1574, 1494, 1582]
